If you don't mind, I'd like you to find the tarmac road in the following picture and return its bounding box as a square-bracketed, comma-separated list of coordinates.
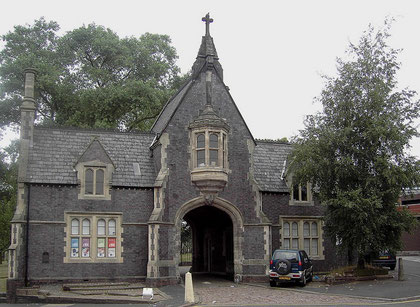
[305, 256, 420, 301]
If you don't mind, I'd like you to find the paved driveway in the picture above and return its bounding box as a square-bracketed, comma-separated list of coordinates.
[305, 256, 420, 300]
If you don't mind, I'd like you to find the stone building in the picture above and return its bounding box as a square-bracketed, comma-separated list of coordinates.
[7, 14, 336, 299]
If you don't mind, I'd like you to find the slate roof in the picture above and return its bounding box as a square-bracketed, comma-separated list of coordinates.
[26, 127, 156, 187]
[151, 80, 193, 135]
[253, 141, 292, 192]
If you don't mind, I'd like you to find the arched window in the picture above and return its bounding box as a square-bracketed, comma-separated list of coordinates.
[108, 219, 116, 236]
[209, 134, 219, 166]
[85, 169, 94, 195]
[71, 219, 79, 235]
[303, 222, 310, 237]
[311, 222, 318, 236]
[283, 222, 290, 237]
[292, 222, 298, 237]
[82, 219, 90, 235]
[96, 169, 104, 195]
[222, 134, 227, 168]
[282, 219, 322, 258]
[97, 219, 106, 235]
[196, 134, 205, 167]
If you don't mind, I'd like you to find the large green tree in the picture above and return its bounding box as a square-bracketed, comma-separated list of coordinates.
[0, 18, 187, 260]
[288, 21, 420, 267]
[0, 17, 186, 131]
[0, 141, 18, 263]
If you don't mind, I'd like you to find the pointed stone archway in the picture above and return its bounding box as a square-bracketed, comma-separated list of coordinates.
[174, 196, 244, 280]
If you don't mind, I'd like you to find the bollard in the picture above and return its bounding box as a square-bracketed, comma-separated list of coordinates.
[185, 272, 195, 303]
[398, 257, 404, 281]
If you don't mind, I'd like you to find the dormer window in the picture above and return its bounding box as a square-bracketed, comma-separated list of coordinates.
[74, 139, 114, 201]
[76, 161, 113, 200]
[289, 182, 314, 206]
[85, 167, 105, 195]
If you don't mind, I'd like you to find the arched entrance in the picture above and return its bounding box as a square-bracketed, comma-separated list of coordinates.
[184, 206, 233, 275]
[175, 197, 244, 280]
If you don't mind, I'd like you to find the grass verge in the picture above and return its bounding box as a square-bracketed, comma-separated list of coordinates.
[0, 261, 7, 293]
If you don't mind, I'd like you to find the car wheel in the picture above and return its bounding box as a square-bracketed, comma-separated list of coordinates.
[270, 280, 276, 287]
[299, 273, 307, 287]
[390, 265, 396, 270]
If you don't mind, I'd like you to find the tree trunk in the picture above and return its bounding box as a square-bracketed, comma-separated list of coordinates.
[347, 248, 354, 266]
[357, 256, 365, 269]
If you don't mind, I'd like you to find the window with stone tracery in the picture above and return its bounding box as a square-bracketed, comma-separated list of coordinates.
[65, 213, 123, 263]
[192, 130, 227, 169]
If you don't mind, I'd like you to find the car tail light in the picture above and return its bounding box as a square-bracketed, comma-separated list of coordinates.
[299, 261, 302, 266]
[270, 260, 273, 265]
[292, 274, 300, 278]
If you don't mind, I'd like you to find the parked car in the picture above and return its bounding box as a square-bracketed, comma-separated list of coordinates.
[269, 249, 313, 287]
[372, 251, 396, 270]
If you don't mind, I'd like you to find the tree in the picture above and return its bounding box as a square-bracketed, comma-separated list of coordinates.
[0, 18, 186, 132]
[288, 21, 420, 268]
[0, 141, 18, 263]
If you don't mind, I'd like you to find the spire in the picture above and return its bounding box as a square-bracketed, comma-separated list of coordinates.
[193, 13, 223, 80]
[197, 13, 218, 59]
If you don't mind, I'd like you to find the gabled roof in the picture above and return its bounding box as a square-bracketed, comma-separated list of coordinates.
[254, 141, 292, 192]
[151, 16, 254, 144]
[151, 79, 193, 135]
[26, 127, 156, 187]
[76, 138, 114, 166]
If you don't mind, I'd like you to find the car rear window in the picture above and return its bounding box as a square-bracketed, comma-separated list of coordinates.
[273, 251, 298, 261]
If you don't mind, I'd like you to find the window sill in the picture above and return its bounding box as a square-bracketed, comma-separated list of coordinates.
[308, 255, 325, 261]
[64, 257, 123, 263]
[288, 200, 314, 206]
[78, 194, 111, 201]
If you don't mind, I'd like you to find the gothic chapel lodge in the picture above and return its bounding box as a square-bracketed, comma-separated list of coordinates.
[8, 14, 334, 296]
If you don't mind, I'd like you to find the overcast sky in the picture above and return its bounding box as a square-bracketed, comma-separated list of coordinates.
[0, 0, 419, 157]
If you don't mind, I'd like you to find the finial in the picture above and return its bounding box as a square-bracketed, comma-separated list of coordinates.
[202, 13, 213, 36]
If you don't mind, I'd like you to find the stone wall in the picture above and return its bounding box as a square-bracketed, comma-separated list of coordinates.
[26, 184, 153, 281]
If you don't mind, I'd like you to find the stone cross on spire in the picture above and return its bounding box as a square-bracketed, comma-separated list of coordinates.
[202, 13, 213, 36]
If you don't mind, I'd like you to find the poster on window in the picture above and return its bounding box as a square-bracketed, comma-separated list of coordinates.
[97, 238, 105, 258]
[108, 238, 116, 248]
[71, 248, 79, 257]
[82, 238, 90, 257]
[71, 238, 79, 248]
[108, 248, 115, 258]
[71, 238, 79, 257]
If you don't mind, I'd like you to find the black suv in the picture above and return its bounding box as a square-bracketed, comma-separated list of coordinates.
[269, 249, 313, 287]
[372, 251, 397, 270]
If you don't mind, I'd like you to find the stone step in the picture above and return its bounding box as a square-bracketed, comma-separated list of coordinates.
[68, 285, 144, 292]
[62, 282, 135, 291]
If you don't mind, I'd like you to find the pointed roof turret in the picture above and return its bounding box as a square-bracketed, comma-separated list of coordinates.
[192, 13, 223, 80]
[197, 13, 218, 59]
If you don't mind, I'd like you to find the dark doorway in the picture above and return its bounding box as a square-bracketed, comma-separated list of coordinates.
[183, 205, 234, 278]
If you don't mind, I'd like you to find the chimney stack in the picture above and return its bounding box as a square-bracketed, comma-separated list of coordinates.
[20, 69, 37, 145]
[18, 68, 37, 183]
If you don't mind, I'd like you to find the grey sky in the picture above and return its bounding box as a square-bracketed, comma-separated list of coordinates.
[1, 0, 419, 157]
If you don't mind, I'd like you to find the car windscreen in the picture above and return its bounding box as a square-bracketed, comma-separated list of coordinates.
[273, 251, 298, 262]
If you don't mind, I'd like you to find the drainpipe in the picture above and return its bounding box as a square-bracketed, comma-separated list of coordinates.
[24, 185, 31, 287]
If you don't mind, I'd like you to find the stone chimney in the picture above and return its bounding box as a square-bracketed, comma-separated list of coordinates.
[20, 69, 37, 144]
[18, 68, 37, 182]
